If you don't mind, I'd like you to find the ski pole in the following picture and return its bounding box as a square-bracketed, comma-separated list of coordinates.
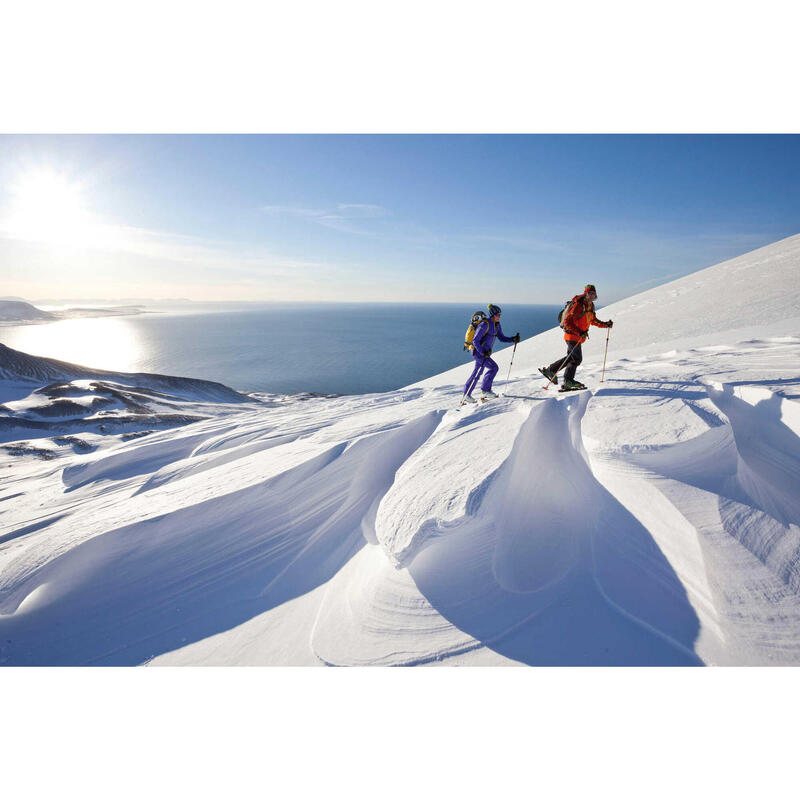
[600, 328, 611, 383]
[504, 342, 517, 383]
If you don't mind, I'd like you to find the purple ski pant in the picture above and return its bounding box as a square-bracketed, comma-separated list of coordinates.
[463, 352, 498, 395]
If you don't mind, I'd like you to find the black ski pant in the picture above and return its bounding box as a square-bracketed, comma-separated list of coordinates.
[548, 342, 582, 383]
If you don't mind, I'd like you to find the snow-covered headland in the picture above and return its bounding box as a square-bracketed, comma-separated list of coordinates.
[1, 234, 799, 666]
[0, 300, 57, 323]
[0, 299, 147, 325]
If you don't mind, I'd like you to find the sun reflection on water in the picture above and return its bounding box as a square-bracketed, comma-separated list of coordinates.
[2, 318, 145, 373]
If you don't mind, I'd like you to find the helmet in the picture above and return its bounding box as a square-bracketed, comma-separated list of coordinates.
[487, 304, 502, 317]
[471, 311, 487, 325]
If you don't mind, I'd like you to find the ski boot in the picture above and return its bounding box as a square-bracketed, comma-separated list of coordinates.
[460, 395, 478, 406]
[481, 390, 499, 402]
[538, 366, 558, 385]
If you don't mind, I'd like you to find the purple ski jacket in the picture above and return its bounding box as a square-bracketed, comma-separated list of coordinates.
[472, 318, 514, 355]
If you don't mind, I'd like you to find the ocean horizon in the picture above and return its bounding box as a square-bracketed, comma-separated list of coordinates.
[0, 302, 562, 396]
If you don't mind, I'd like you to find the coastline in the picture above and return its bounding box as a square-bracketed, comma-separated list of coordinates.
[0, 307, 152, 326]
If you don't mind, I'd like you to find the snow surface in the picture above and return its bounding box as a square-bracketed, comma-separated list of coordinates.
[1, 234, 800, 666]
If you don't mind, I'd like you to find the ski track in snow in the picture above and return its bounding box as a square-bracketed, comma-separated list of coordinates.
[2, 235, 800, 665]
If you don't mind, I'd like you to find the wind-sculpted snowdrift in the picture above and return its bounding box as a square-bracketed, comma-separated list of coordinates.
[0, 408, 443, 664]
[706, 383, 800, 536]
[2, 235, 800, 665]
[581, 371, 800, 665]
[315, 392, 701, 665]
[621, 383, 800, 598]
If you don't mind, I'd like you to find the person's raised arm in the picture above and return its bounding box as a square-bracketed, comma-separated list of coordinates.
[496, 321, 515, 344]
[591, 314, 613, 329]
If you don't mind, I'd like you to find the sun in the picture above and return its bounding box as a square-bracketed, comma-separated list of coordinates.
[6, 168, 98, 247]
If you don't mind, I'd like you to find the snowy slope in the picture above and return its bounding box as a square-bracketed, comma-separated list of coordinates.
[1, 234, 799, 666]
[412, 232, 800, 391]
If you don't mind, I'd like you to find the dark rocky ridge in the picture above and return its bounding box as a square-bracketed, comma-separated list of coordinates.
[0, 343, 250, 403]
[0, 343, 257, 453]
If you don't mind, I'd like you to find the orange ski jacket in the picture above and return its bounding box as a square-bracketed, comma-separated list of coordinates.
[562, 293, 611, 342]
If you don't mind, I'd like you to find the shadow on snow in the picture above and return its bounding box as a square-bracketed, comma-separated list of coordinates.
[408, 393, 703, 666]
[0, 411, 444, 666]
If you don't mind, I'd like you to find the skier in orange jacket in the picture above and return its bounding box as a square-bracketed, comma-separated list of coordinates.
[539, 284, 613, 391]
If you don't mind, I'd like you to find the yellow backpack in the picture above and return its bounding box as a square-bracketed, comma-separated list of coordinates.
[464, 311, 488, 351]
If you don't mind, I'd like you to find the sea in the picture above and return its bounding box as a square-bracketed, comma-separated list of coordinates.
[1, 303, 562, 396]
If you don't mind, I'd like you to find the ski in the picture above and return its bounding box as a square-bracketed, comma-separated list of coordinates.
[500, 393, 543, 401]
[540, 384, 589, 393]
[558, 384, 588, 393]
[456, 393, 502, 409]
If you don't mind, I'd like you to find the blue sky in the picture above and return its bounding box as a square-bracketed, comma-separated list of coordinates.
[1, 134, 798, 304]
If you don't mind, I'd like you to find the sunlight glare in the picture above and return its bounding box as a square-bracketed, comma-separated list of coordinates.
[2, 317, 145, 374]
[6, 168, 100, 248]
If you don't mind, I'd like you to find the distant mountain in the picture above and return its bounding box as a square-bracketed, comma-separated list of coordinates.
[0, 296, 28, 302]
[0, 300, 56, 322]
[33, 297, 157, 306]
[61, 306, 146, 318]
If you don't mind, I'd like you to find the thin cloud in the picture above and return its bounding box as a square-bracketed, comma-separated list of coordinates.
[260, 202, 390, 235]
[0, 213, 343, 284]
[456, 232, 569, 253]
[260, 205, 328, 218]
[335, 203, 388, 217]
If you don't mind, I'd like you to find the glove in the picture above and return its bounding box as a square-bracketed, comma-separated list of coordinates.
[512, 333, 521, 344]
[483, 349, 492, 357]
[607, 320, 614, 328]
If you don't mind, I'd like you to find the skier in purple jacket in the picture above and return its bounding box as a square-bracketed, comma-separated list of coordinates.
[462, 304, 520, 403]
